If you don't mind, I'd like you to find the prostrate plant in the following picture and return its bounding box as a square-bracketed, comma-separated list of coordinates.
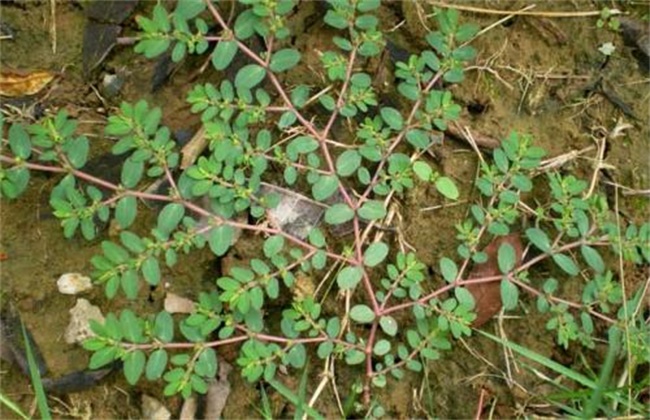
[1, 0, 648, 415]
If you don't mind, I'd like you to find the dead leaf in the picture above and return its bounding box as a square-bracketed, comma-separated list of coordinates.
[465, 233, 523, 327]
[0, 70, 55, 97]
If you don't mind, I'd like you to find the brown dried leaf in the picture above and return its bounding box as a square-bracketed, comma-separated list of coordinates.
[466, 233, 523, 327]
[0, 70, 55, 97]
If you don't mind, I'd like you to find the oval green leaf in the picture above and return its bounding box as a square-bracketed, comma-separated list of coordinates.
[350, 304, 375, 323]
[363, 241, 389, 267]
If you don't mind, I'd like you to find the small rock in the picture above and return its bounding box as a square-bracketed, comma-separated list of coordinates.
[101, 73, 125, 98]
[57, 273, 93, 295]
[64, 299, 105, 344]
[205, 360, 232, 420]
[141, 395, 171, 420]
[179, 395, 198, 420]
[164, 292, 195, 314]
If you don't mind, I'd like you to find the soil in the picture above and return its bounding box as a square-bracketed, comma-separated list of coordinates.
[1, 1, 648, 419]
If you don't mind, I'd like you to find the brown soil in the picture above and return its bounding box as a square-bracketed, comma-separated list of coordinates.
[1, 1, 648, 419]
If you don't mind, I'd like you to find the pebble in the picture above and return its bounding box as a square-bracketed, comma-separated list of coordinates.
[57, 273, 93, 295]
[141, 395, 171, 420]
[101, 73, 125, 98]
[64, 299, 105, 344]
[164, 292, 195, 314]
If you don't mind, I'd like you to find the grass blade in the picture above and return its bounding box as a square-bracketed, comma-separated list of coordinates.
[583, 327, 621, 418]
[477, 329, 643, 414]
[0, 392, 29, 420]
[267, 377, 324, 420]
[21, 321, 51, 420]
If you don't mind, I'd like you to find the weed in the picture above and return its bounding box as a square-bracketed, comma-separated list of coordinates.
[1, 0, 648, 416]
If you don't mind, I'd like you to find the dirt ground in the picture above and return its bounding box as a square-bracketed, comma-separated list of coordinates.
[1, 0, 648, 418]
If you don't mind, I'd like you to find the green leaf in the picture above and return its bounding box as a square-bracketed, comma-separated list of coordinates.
[552, 253, 580, 275]
[335, 150, 361, 177]
[287, 135, 318, 157]
[435, 176, 459, 200]
[102, 241, 129, 264]
[65, 136, 88, 168]
[146, 349, 168, 380]
[337, 266, 363, 290]
[154, 311, 174, 342]
[284, 166, 297, 184]
[373, 339, 391, 356]
[120, 270, 139, 299]
[121, 158, 144, 188]
[120, 310, 143, 342]
[324, 203, 354, 225]
[379, 316, 398, 336]
[580, 245, 605, 273]
[363, 242, 389, 267]
[344, 349, 365, 365]
[136, 38, 171, 59]
[500, 279, 519, 310]
[326, 317, 340, 338]
[234, 64, 266, 89]
[209, 225, 234, 256]
[196, 348, 218, 377]
[443, 67, 464, 83]
[406, 129, 429, 149]
[333, 36, 353, 51]
[312, 175, 339, 201]
[358, 200, 386, 221]
[525, 228, 551, 252]
[350, 304, 375, 323]
[120, 231, 145, 254]
[277, 111, 297, 129]
[234, 9, 256, 39]
[124, 350, 146, 385]
[141, 257, 161, 286]
[439, 257, 458, 283]
[421, 50, 440, 71]
[324, 10, 349, 29]
[175, 0, 205, 19]
[263, 235, 284, 257]
[317, 341, 333, 359]
[269, 48, 301, 72]
[319, 94, 336, 111]
[308, 228, 326, 248]
[89, 346, 118, 369]
[212, 40, 238, 70]
[286, 344, 306, 368]
[413, 161, 432, 181]
[171, 42, 186, 62]
[380, 107, 403, 130]
[115, 196, 137, 228]
[455, 287, 475, 309]
[497, 243, 516, 274]
[158, 203, 185, 235]
[357, 0, 380, 12]
[355, 14, 378, 30]
[9, 123, 32, 159]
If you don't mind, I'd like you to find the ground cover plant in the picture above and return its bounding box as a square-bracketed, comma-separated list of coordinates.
[1, 0, 649, 417]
